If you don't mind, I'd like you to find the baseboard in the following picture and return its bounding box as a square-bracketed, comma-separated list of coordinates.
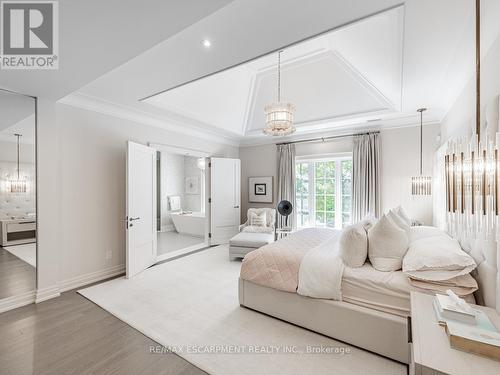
[0, 265, 126, 313]
[59, 264, 125, 292]
[35, 285, 61, 303]
[0, 290, 36, 313]
[160, 224, 175, 232]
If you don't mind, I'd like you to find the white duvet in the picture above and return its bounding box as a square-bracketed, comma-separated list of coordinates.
[297, 229, 345, 300]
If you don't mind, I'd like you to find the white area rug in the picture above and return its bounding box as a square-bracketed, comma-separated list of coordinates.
[4, 243, 36, 267]
[79, 245, 405, 375]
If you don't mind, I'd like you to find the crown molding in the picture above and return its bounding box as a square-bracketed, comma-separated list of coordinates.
[239, 117, 440, 147]
[58, 93, 240, 147]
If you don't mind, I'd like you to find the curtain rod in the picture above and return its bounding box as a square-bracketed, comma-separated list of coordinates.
[275, 131, 380, 146]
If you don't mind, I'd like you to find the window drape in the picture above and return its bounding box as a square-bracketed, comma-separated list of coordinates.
[352, 133, 380, 222]
[277, 144, 296, 229]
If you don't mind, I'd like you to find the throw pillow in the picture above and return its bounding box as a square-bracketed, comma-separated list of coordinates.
[368, 214, 409, 271]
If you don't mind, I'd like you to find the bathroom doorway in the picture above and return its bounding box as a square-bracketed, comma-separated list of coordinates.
[151, 143, 209, 261]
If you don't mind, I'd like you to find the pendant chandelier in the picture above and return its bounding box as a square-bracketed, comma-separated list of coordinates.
[263, 50, 296, 136]
[10, 133, 27, 193]
[444, 0, 498, 238]
[411, 108, 432, 195]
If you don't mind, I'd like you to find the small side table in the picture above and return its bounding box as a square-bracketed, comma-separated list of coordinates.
[409, 292, 500, 375]
[275, 227, 294, 240]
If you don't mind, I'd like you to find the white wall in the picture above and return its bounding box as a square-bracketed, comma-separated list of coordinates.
[240, 125, 440, 225]
[380, 125, 440, 225]
[36, 102, 237, 297]
[0, 140, 35, 163]
[440, 1, 500, 145]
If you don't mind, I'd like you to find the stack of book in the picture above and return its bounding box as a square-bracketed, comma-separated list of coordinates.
[433, 294, 500, 361]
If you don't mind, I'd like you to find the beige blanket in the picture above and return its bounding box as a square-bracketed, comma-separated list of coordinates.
[240, 228, 338, 292]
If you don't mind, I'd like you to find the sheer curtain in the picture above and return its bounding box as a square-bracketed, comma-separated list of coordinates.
[352, 133, 380, 222]
[277, 144, 296, 229]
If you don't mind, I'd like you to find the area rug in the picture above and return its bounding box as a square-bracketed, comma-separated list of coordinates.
[79, 245, 405, 375]
[4, 243, 36, 267]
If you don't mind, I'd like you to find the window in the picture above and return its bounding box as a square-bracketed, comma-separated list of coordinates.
[295, 156, 352, 229]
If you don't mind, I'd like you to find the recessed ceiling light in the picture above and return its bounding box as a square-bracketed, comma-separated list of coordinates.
[201, 39, 212, 48]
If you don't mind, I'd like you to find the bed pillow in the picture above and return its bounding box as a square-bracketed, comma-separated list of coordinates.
[339, 223, 368, 267]
[249, 211, 267, 227]
[408, 226, 448, 243]
[395, 206, 412, 226]
[403, 236, 476, 281]
[408, 274, 478, 296]
[359, 214, 377, 231]
[368, 214, 409, 271]
[388, 209, 410, 232]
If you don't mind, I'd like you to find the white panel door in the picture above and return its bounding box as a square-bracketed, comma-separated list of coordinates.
[210, 157, 241, 245]
[126, 141, 157, 278]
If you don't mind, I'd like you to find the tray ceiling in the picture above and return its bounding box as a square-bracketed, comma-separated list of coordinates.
[60, 0, 494, 146]
[143, 7, 403, 137]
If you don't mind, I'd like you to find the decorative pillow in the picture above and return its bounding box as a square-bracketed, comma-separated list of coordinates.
[388, 209, 410, 232]
[402, 235, 477, 281]
[359, 213, 377, 231]
[247, 208, 275, 230]
[368, 214, 409, 271]
[339, 223, 368, 267]
[249, 211, 267, 227]
[395, 206, 412, 226]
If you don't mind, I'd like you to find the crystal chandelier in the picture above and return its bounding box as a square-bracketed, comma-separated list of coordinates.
[9, 134, 27, 193]
[411, 108, 432, 195]
[263, 50, 295, 136]
[444, 0, 499, 239]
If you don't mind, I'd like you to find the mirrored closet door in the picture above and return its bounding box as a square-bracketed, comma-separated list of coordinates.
[0, 89, 37, 302]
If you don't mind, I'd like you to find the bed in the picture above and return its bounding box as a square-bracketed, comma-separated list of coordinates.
[238, 227, 478, 364]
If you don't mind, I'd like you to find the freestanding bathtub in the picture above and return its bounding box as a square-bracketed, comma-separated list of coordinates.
[170, 211, 206, 238]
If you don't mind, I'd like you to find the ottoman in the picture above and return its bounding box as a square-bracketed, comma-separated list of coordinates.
[228, 231, 274, 260]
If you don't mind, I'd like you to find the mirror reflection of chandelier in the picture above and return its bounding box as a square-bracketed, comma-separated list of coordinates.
[10, 133, 27, 194]
[263, 50, 296, 136]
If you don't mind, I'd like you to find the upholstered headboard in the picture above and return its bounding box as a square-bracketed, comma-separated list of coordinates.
[460, 238, 500, 313]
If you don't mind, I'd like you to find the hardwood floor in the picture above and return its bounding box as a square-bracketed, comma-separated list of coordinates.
[0, 246, 36, 299]
[0, 288, 207, 375]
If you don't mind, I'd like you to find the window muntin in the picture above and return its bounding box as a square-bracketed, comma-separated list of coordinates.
[295, 156, 352, 229]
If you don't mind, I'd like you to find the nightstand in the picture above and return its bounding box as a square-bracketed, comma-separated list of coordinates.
[409, 292, 500, 375]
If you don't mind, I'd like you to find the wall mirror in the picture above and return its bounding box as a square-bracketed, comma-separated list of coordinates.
[0, 89, 37, 304]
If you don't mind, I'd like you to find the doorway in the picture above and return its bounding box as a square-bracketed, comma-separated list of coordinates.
[151, 144, 210, 262]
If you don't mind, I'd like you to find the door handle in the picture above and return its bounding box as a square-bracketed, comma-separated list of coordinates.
[129, 217, 140, 221]
[234, 206, 239, 208]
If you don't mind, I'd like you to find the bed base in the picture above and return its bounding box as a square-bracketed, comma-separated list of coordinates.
[239, 278, 409, 364]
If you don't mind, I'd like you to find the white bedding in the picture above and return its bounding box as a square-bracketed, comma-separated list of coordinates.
[297, 230, 344, 300]
[342, 264, 476, 317]
[242, 226, 478, 314]
[342, 264, 415, 316]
